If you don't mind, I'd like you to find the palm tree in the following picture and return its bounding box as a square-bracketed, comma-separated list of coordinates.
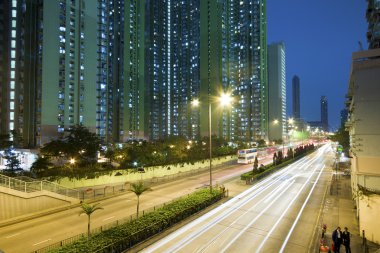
[79, 203, 103, 238]
[129, 181, 151, 218]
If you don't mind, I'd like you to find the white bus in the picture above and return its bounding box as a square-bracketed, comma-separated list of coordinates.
[237, 148, 257, 164]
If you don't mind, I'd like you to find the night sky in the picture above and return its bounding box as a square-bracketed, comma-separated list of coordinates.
[267, 0, 368, 130]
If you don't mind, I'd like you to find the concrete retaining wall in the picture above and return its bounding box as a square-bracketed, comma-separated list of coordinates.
[55, 155, 236, 188]
[0, 186, 79, 221]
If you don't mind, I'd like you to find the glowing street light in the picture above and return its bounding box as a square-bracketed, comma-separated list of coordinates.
[192, 92, 233, 192]
[70, 158, 76, 165]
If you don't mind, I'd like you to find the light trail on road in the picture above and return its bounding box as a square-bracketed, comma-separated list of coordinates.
[141, 144, 331, 253]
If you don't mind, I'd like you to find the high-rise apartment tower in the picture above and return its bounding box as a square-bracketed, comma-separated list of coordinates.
[268, 42, 286, 141]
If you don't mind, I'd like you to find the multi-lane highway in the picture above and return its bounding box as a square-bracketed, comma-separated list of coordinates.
[141, 144, 332, 253]
[0, 155, 264, 252]
[0, 144, 333, 253]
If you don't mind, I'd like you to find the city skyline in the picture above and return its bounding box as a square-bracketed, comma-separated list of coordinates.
[267, 0, 368, 130]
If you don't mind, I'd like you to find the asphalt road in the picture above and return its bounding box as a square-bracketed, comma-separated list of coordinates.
[0, 155, 265, 253]
[140, 144, 333, 253]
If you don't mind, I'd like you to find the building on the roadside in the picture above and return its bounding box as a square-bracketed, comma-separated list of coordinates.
[346, 48, 380, 244]
[268, 42, 286, 141]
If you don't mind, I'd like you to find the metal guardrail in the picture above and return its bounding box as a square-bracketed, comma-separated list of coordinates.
[0, 174, 79, 199]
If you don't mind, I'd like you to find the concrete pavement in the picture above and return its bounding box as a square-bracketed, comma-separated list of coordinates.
[314, 167, 380, 253]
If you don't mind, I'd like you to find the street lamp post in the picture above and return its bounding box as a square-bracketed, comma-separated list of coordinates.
[208, 102, 212, 193]
[192, 93, 232, 193]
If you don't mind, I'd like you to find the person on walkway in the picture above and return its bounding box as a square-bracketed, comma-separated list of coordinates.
[332, 226, 342, 252]
[342, 227, 351, 253]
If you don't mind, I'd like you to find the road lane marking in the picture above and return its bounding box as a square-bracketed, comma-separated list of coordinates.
[103, 216, 115, 221]
[5, 233, 21, 238]
[220, 180, 296, 253]
[255, 161, 325, 252]
[142, 149, 322, 253]
[33, 239, 51, 246]
[279, 165, 326, 253]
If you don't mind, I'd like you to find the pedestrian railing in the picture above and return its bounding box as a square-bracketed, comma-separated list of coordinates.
[0, 174, 79, 199]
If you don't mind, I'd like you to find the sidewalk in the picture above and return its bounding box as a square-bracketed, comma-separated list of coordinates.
[317, 167, 380, 253]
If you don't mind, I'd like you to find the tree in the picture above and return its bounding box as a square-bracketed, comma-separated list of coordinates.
[277, 150, 283, 164]
[253, 156, 258, 173]
[79, 203, 103, 238]
[330, 126, 349, 154]
[287, 148, 294, 159]
[129, 181, 151, 218]
[3, 149, 21, 174]
[65, 125, 103, 164]
[273, 152, 277, 165]
[30, 156, 53, 177]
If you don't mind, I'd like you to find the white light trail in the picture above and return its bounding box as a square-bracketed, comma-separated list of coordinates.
[279, 165, 325, 252]
[219, 180, 295, 253]
[143, 150, 321, 253]
[255, 153, 326, 252]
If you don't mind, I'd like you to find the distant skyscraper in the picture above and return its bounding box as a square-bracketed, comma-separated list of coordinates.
[292, 75, 300, 119]
[367, 0, 380, 49]
[320, 96, 328, 131]
[268, 42, 286, 141]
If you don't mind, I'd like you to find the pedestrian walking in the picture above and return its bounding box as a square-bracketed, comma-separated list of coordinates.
[332, 226, 342, 253]
[342, 227, 351, 253]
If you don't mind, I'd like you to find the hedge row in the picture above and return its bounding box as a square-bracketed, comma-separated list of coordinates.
[48, 188, 224, 253]
[241, 148, 316, 183]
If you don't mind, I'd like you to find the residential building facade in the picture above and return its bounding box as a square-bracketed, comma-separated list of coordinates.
[220, 0, 268, 142]
[346, 48, 380, 244]
[268, 42, 286, 141]
[1, 0, 269, 146]
[0, 0, 42, 147]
